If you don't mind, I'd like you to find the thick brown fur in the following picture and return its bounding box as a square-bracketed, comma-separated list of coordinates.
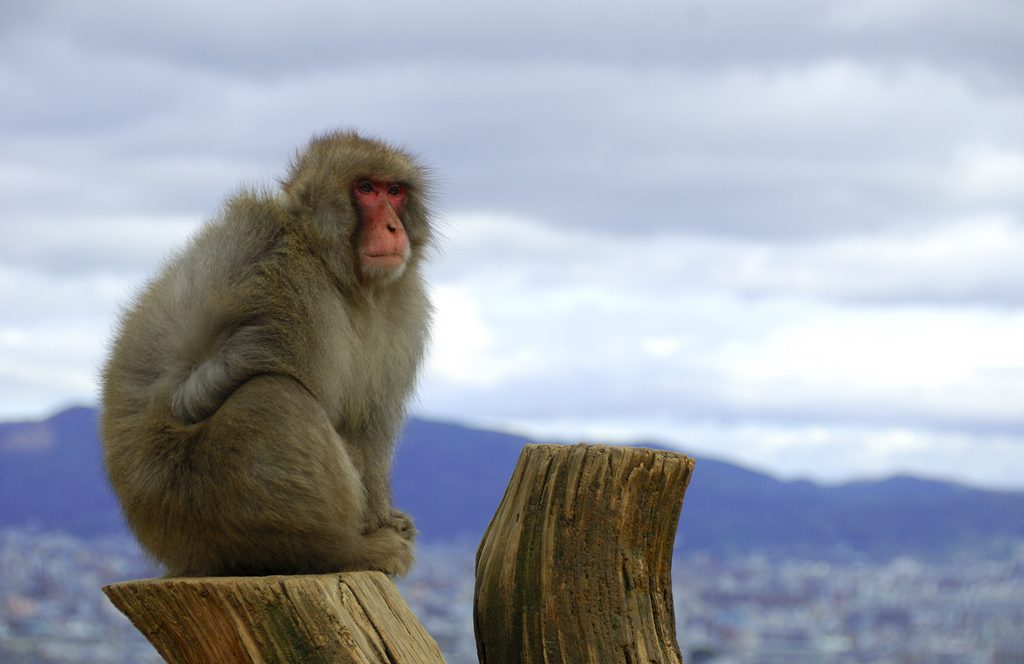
[101, 131, 432, 577]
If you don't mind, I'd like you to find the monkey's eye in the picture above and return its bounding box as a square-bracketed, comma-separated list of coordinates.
[357, 180, 374, 194]
[387, 184, 403, 197]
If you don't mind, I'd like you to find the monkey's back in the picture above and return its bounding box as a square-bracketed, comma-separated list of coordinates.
[101, 195, 303, 506]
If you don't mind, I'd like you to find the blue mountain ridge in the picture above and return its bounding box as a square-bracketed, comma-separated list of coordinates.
[2, 407, 1022, 559]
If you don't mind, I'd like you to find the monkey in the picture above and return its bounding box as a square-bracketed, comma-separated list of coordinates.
[100, 131, 433, 577]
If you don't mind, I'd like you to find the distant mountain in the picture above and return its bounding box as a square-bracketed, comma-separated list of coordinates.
[0, 407, 124, 536]
[2, 407, 1023, 559]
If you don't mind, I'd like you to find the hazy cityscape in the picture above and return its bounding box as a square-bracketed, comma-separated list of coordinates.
[2, 528, 1022, 664]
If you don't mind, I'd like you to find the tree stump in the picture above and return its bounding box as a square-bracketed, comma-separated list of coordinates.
[103, 571, 446, 664]
[474, 443, 695, 664]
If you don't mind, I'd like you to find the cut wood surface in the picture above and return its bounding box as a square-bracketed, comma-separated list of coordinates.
[103, 571, 446, 664]
[475, 443, 695, 664]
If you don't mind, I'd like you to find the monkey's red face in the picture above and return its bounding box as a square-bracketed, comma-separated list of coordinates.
[353, 179, 411, 282]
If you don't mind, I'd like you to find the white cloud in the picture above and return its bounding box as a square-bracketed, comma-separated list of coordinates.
[417, 212, 1024, 487]
[454, 414, 1024, 490]
[1, 216, 201, 275]
[427, 285, 547, 388]
[1, 0, 1022, 488]
[0, 319, 108, 417]
[714, 215, 1024, 304]
[420, 275, 1024, 433]
[432, 212, 1024, 306]
[953, 146, 1024, 202]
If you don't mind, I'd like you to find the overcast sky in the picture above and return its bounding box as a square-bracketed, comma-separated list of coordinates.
[2, 0, 1023, 488]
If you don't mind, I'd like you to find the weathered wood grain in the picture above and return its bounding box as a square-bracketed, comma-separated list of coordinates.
[474, 443, 695, 664]
[103, 571, 446, 663]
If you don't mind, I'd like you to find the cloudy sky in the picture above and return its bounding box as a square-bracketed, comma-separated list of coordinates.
[2, 1, 1023, 488]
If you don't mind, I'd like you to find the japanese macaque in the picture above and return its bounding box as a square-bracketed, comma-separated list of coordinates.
[101, 131, 433, 577]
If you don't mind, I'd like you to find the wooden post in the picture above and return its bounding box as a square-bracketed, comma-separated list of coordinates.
[103, 571, 446, 664]
[474, 443, 695, 664]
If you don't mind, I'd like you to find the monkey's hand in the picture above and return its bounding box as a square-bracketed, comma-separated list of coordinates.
[171, 325, 274, 424]
[386, 509, 416, 541]
[366, 509, 416, 542]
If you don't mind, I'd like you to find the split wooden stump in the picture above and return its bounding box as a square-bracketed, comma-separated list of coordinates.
[475, 443, 695, 664]
[103, 571, 445, 664]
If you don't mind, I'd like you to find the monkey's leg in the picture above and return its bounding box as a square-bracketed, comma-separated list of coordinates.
[179, 374, 413, 577]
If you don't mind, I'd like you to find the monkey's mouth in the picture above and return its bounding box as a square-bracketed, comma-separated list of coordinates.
[361, 252, 407, 270]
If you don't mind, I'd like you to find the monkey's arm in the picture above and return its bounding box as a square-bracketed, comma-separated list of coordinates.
[338, 409, 416, 540]
[345, 443, 403, 533]
[167, 263, 309, 425]
[171, 323, 293, 423]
